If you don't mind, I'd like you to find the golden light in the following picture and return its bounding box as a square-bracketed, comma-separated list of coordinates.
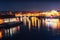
[26, 13, 32, 16]
[14, 10, 60, 31]
[0, 19, 3, 24]
[45, 19, 59, 29]
[14, 10, 60, 17]
[15, 13, 22, 16]
[51, 10, 59, 16]
[51, 10, 58, 13]
[31, 17, 35, 27]
[45, 10, 59, 16]
[0, 31, 2, 39]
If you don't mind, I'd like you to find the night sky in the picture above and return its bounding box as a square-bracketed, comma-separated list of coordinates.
[0, 0, 60, 11]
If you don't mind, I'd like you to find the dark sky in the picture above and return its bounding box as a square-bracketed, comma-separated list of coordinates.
[0, 0, 60, 11]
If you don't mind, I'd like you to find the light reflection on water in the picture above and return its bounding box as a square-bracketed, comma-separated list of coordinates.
[4, 26, 20, 37]
[0, 17, 60, 38]
[22, 17, 60, 31]
[22, 17, 41, 30]
[43, 19, 60, 31]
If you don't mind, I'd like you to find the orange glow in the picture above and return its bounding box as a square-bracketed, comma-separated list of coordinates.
[0, 19, 3, 24]
[26, 13, 32, 16]
[57, 21, 60, 29]
[15, 10, 59, 17]
[0, 31, 2, 39]
[15, 12, 41, 17]
[15, 10, 60, 16]
[15, 13, 22, 16]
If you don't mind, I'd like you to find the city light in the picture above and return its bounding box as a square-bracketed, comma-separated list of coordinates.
[0, 10, 60, 38]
